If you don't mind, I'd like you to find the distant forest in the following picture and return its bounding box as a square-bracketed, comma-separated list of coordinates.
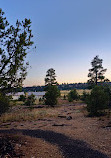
[20, 82, 111, 92]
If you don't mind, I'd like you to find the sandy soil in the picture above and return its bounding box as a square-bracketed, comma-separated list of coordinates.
[0, 103, 111, 158]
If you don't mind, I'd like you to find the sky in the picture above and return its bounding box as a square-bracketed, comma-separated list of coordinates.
[1, 0, 111, 86]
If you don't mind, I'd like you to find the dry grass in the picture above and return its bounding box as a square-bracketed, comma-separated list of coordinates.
[0, 96, 84, 123]
[0, 107, 59, 123]
[77, 89, 91, 95]
[60, 89, 91, 96]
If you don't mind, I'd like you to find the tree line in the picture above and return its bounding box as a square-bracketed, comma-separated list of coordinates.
[21, 82, 111, 92]
[21, 83, 89, 92]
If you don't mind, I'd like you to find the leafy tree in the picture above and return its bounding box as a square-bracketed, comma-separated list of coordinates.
[45, 68, 57, 86]
[0, 9, 33, 93]
[44, 68, 60, 106]
[88, 56, 109, 86]
[68, 89, 79, 102]
[86, 86, 109, 116]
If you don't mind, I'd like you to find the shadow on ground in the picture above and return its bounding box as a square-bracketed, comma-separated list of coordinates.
[0, 129, 109, 158]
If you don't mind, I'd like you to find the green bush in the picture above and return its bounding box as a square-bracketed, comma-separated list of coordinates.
[0, 93, 10, 115]
[7, 95, 13, 100]
[102, 85, 111, 107]
[18, 94, 26, 102]
[45, 85, 60, 106]
[86, 85, 109, 116]
[25, 94, 36, 106]
[81, 90, 89, 102]
[68, 89, 79, 102]
[63, 95, 66, 100]
[39, 97, 42, 102]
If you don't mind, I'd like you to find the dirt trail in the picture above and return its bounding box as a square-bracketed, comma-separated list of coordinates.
[0, 104, 111, 157]
[0, 129, 109, 158]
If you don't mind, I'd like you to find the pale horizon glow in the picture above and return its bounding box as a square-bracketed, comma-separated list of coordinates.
[1, 0, 111, 87]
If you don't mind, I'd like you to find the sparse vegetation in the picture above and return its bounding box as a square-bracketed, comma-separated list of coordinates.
[60, 89, 91, 97]
[0, 107, 59, 122]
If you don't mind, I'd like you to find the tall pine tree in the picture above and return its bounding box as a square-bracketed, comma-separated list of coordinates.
[88, 56, 109, 86]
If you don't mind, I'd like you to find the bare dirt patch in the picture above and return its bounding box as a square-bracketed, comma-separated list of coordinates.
[0, 102, 111, 158]
[0, 133, 63, 158]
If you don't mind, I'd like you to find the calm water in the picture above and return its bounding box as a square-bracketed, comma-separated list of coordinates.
[8, 92, 45, 100]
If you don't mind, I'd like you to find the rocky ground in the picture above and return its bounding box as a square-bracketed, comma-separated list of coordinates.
[0, 103, 111, 158]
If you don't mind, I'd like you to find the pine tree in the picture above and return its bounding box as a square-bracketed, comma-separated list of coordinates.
[45, 68, 57, 86]
[88, 56, 109, 86]
[44, 68, 60, 106]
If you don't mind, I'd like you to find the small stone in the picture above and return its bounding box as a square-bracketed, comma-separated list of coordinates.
[66, 116, 72, 120]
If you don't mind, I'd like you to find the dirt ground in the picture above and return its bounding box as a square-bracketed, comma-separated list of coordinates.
[0, 102, 111, 158]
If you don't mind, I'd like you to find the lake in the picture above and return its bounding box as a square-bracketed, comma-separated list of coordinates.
[8, 92, 46, 100]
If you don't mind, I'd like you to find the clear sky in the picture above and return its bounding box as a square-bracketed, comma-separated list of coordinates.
[1, 0, 111, 86]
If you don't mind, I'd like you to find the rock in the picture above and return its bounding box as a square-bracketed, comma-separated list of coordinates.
[66, 116, 72, 120]
[52, 124, 65, 126]
[37, 105, 44, 108]
[58, 115, 66, 118]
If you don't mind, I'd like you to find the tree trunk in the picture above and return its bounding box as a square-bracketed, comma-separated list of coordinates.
[95, 71, 97, 85]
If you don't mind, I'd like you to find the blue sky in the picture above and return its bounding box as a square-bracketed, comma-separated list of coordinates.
[1, 0, 111, 86]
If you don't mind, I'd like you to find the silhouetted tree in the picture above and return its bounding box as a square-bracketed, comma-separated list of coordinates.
[0, 8, 34, 93]
[88, 56, 109, 86]
[45, 68, 57, 86]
